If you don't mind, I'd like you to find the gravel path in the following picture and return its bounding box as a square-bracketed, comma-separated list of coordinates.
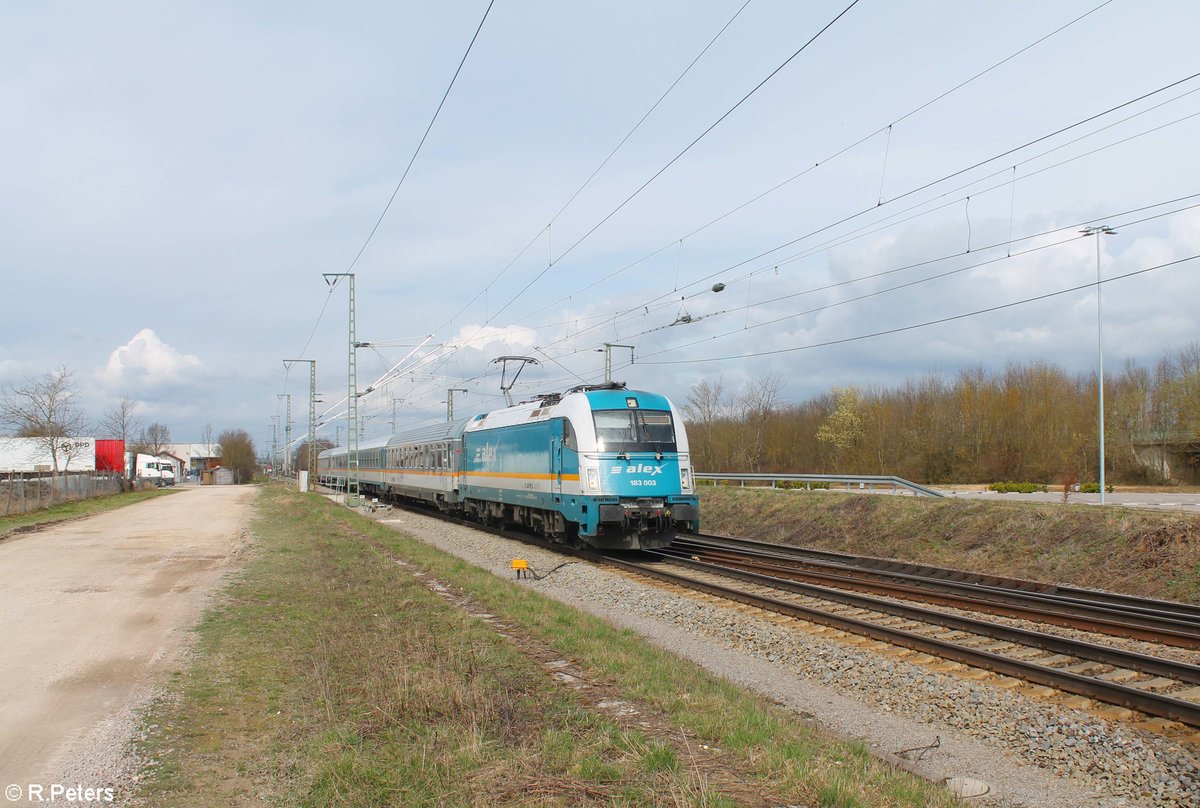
[373, 508, 1199, 808]
[0, 487, 255, 805]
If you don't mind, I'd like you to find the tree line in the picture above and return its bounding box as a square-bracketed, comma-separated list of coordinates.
[683, 343, 1200, 485]
[0, 365, 257, 482]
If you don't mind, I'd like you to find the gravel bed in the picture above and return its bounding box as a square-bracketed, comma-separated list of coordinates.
[834, 585, 1200, 669]
[374, 509, 1200, 808]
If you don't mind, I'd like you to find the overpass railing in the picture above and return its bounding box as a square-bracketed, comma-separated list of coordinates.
[695, 473, 945, 498]
[1131, 430, 1200, 447]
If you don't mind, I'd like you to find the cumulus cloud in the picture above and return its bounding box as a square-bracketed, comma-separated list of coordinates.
[448, 324, 537, 354]
[98, 328, 203, 392]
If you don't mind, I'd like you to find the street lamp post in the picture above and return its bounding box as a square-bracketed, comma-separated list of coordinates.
[1081, 225, 1116, 504]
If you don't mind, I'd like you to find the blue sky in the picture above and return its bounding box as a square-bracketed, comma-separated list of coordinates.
[2, 1, 1198, 454]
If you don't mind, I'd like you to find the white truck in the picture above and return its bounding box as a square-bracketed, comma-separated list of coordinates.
[128, 453, 175, 487]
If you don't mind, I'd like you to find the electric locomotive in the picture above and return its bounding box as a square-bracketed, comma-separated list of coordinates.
[317, 383, 699, 550]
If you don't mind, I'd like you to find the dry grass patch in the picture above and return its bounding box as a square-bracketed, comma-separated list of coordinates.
[699, 487, 1200, 603]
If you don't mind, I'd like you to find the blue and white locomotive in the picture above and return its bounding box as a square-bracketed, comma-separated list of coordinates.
[317, 383, 699, 549]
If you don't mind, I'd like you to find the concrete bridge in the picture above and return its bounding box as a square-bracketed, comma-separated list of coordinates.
[1131, 430, 1200, 483]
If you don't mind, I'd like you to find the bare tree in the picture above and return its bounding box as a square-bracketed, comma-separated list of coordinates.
[201, 421, 216, 457]
[0, 366, 89, 475]
[683, 378, 729, 471]
[738, 374, 784, 472]
[292, 438, 335, 472]
[218, 429, 257, 484]
[137, 422, 172, 455]
[100, 396, 142, 442]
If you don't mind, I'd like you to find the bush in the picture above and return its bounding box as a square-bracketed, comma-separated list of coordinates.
[777, 480, 831, 490]
[1077, 483, 1114, 493]
[988, 481, 1047, 493]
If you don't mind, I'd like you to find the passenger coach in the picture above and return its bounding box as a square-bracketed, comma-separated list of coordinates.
[318, 383, 699, 550]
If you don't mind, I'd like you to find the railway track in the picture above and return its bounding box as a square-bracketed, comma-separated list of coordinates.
[354, 495, 1200, 731]
[666, 535, 1200, 648]
[595, 547, 1200, 729]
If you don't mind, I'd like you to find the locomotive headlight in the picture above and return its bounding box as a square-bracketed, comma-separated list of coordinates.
[586, 467, 600, 492]
[680, 467, 692, 490]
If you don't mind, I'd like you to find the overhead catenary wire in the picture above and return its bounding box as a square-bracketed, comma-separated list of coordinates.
[316, 4, 1190, 427]
[354, 186, 1198, 430]
[509, 0, 1118, 329]
[523, 194, 1200, 369]
[433, 0, 756, 344]
[283, 1, 496, 440]
[341, 0, 496, 276]
[528, 74, 1200, 348]
[482, 0, 864, 327]
[403, 0, 861, 401]
[625, 198, 1200, 352]
[368, 2, 1115, 412]
[524, 94, 1200, 358]
[636, 254, 1199, 365]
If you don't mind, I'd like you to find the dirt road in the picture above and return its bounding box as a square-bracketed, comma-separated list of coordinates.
[0, 486, 256, 798]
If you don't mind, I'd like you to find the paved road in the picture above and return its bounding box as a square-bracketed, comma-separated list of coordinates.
[941, 490, 1200, 511]
[808, 484, 1200, 511]
[0, 486, 255, 800]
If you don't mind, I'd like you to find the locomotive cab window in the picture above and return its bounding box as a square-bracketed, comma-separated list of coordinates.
[593, 409, 676, 452]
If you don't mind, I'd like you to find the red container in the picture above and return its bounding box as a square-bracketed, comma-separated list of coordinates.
[95, 439, 126, 472]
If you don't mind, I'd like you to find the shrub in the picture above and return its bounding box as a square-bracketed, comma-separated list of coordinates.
[988, 481, 1047, 494]
[1077, 483, 1114, 493]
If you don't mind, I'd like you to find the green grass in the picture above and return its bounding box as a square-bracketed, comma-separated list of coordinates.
[0, 487, 173, 539]
[132, 486, 959, 807]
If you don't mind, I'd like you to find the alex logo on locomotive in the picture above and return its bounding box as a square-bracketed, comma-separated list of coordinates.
[609, 463, 664, 476]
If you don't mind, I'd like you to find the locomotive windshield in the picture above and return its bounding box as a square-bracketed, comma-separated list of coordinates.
[592, 409, 677, 452]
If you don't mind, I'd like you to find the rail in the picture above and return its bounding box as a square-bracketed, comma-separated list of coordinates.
[695, 472, 945, 498]
[607, 551, 1200, 727]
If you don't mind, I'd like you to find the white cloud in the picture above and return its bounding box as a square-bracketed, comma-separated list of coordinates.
[448, 324, 537, 354]
[98, 329, 203, 392]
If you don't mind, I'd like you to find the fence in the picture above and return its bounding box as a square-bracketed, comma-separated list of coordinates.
[1, 472, 127, 516]
[695, 473, 945, 498]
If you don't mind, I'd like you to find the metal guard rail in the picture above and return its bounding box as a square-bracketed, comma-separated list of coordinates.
[694, 472, 945, 498]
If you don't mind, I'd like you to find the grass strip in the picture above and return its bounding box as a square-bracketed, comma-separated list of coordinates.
[133, 486, 958, 807]
[0, 488, 173, 540]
